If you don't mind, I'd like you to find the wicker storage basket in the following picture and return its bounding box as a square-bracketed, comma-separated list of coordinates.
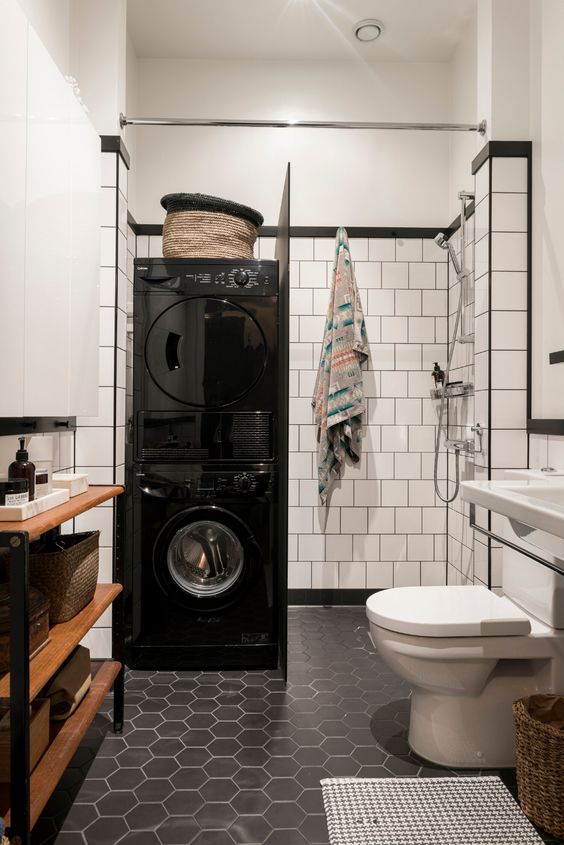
[29, 531, 100, 624]
[513, 694, 564, 837]
[161, 193, 264, 259]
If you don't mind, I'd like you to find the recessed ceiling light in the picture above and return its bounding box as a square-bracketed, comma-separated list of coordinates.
[353, 19, 384, 42]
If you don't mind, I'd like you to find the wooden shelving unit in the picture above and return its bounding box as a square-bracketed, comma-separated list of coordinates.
[0, 484, 125, 844]
[1, 660, 121, 829]
[0, 485, 121, 541]
[0, 584, 122, 704]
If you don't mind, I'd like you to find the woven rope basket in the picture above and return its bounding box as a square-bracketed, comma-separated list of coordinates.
[513, 694, 564, 837]
[30, 531, 99, 624]
[161, 193, 263, 259]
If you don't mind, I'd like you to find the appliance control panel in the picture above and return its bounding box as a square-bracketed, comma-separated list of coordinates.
[193, 472, 265, 497]
[137, 469, 275, 500]
[135, 259, 278, 295]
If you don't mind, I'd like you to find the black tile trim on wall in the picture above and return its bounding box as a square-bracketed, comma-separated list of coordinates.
[126, 213, 448, 241]
[101, 135, 131, 169]
[471, 140, 532, 175]
[259, 226, 448, 239]
[528, 419, 564, 435]
[288, 588, 378, 606]
[445, 201, 475, 235]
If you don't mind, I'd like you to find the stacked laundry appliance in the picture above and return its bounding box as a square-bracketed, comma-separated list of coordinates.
[126, 257, 286, 670]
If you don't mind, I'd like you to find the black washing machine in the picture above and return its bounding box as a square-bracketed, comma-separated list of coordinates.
[127, 465, 278, 670]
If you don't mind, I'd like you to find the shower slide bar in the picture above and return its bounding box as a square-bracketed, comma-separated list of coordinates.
[120, 113, 487, 133]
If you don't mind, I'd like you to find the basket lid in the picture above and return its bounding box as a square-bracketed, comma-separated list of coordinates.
[160, 193, 264, 228]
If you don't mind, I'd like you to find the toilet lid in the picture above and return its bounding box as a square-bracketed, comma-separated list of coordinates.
[366, 586, 532, 637]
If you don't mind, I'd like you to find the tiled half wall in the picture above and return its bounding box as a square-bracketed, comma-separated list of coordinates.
[447, 147, 530, 589]
[137, 231, 451, 592]
[74, 145, 131, 658]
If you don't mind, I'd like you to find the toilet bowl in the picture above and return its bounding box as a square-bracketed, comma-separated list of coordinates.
[366, 585, 564, 768]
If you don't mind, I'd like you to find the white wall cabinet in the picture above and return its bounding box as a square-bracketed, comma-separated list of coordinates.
[0, 0, 28, 416]
[0, 0, 100, 418]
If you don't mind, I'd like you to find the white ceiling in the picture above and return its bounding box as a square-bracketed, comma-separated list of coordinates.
[127, 0, 476, 62]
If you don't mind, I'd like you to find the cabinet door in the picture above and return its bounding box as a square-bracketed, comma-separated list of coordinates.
[69, 95, 100, 416]
[0, 0, 28, 416]
[24, 28, 72, 416]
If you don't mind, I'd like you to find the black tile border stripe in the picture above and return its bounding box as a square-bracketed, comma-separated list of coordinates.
[471, 140, 532, 175]
[288, 588, 378, 606]
[101, 135, 131, 169]
[528, 419, 564, 435]
[549, 350, 564, 365]
[261, 226, 446, 239]
[445, 200, 475, 237]
[127, 218, 448, 240]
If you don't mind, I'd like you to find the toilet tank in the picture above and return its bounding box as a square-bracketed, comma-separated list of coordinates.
[502, 533, 564, 628]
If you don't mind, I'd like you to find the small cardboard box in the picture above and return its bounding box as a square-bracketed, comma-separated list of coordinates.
[0, 698, 50, 780]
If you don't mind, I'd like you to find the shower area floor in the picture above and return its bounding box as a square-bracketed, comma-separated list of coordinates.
[34, 607, 561, 845]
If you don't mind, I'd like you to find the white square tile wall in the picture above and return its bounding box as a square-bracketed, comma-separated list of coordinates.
[76, 147, 130, 657]
[285, 235, 449, 591]
[447, 152, 530, 590]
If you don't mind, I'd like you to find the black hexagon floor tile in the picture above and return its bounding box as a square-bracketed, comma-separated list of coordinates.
[29, 607, 561, 845]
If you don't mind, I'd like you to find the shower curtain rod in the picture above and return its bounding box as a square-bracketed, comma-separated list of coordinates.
[119, 113, 487, 134]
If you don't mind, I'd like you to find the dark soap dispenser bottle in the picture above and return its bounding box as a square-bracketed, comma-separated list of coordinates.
[9, 437, 35, 502]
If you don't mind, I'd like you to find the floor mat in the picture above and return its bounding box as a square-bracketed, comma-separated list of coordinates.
[321, 775, 543, 845]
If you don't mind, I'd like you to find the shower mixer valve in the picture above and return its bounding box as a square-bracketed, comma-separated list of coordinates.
[471, 422, 483, 454]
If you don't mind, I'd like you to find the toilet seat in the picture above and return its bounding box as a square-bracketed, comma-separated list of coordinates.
[366, 586, 531, 637]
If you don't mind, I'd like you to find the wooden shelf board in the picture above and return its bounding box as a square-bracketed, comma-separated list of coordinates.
[0, 584, 122, 702]
[1, 659, 121, 829]
[0, 485, 123, 541]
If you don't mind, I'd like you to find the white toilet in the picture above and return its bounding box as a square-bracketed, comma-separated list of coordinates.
[366, 555, 564, 769]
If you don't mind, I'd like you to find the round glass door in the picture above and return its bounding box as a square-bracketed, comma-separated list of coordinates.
[167, 520, 244, 598]
[145, 297, 267, 408]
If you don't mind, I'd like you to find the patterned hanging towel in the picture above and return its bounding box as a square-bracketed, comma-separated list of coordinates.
[312, 227, 368, 504]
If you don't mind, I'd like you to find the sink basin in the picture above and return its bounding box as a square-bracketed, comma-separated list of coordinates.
[505, 469, 564, 481]
[461, 480, 564, 540]
[514, 486, 564, 507]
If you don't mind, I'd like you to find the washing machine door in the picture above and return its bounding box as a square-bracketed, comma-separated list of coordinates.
[155, 506, 255, 608]
[144, 297, 267, 408]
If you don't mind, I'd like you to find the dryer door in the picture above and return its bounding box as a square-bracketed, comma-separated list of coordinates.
[144, 297, 267, 408]
[154, 506, 256, 609]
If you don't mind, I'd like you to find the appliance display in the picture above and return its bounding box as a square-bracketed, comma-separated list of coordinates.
[128, 466, 278, 669]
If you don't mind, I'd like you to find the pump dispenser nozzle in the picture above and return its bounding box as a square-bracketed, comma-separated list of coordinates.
[16, 437, 29, 462]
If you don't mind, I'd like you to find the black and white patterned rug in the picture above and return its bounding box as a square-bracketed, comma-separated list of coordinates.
[321, 776, 543, 845]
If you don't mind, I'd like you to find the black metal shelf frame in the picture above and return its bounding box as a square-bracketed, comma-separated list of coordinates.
[1, 493, 126, 843]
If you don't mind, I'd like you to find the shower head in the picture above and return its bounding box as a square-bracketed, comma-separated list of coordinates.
[434, 232, 462, 277]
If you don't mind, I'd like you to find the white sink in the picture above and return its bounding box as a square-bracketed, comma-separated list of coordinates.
[461, 478, 564, 563]
[505, 468, 564, 481]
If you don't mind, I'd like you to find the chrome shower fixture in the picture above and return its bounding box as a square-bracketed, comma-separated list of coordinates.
[432, 187, 475, 504]
[434, 232, 462, 277]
